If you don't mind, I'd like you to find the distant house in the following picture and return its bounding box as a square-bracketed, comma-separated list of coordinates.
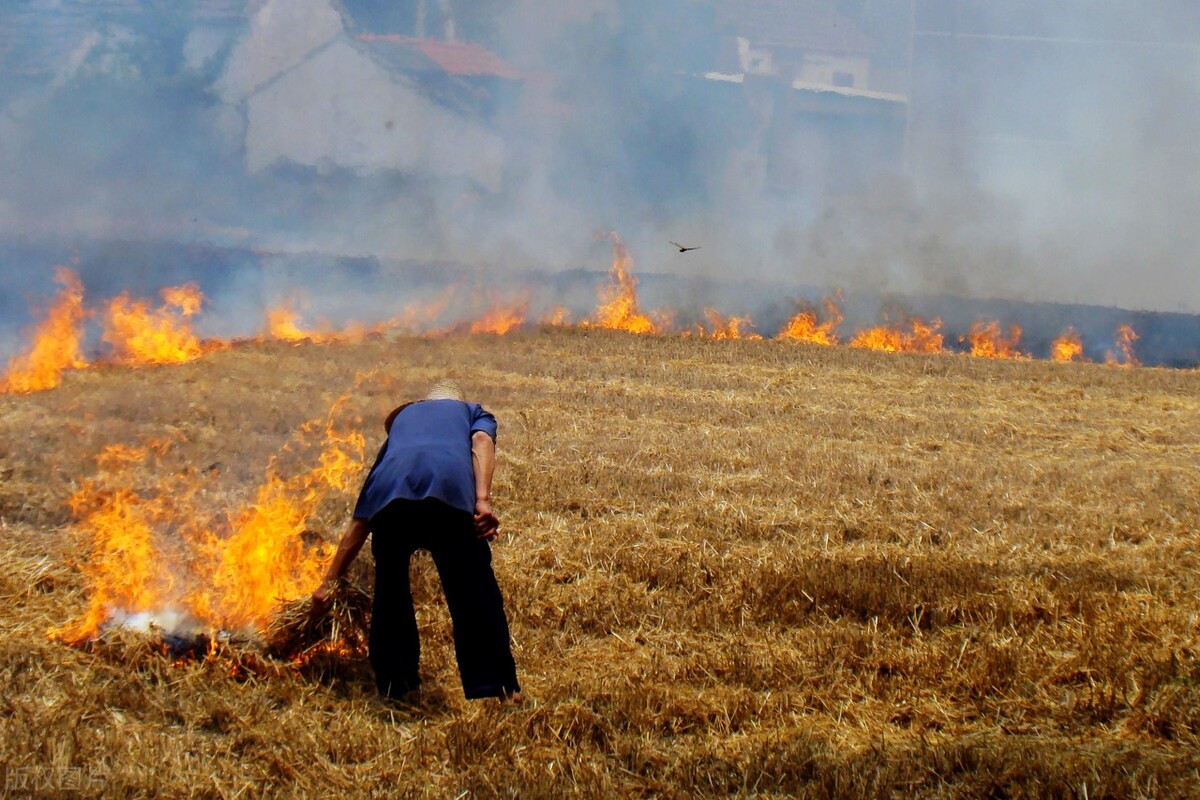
[216, 0, 519, 190]
[706, 0, 908, 196]
[714, 0, 878, 91]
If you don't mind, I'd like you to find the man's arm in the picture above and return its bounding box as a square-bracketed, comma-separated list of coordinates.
[313, 517, 369, 605]
[471, 430, 500, 540]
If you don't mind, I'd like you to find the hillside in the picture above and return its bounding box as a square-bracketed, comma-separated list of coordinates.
[2, 330, 1199, 798]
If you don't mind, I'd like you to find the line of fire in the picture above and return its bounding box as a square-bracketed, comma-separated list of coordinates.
[0, 233, 1163, 399]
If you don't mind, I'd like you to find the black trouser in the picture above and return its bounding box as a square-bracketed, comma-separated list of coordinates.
[369, 499, 520, 699]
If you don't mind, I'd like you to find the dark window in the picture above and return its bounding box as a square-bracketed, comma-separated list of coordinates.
[832, 71, 856, 88]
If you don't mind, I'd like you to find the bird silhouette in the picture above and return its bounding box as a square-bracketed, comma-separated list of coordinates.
[670, 241, 701, 253]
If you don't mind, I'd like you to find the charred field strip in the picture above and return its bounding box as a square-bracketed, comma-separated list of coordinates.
[2, 330, 1199, 798]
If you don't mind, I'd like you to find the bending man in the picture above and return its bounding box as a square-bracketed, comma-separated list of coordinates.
[314, 379, 521, 702]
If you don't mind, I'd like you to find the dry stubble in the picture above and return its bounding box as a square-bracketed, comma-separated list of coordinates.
[1, 329, 1198, 798]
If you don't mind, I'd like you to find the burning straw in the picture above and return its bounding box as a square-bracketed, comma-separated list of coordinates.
[265, 582, 371, 665]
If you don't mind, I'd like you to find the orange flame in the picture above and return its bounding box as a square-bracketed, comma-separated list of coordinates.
[51, 398, 365, 643]
[469, 301, 527, 335]
[541, 307, 573, 327]
[698, 309, 762, 340]
[850, 316, 946, 354]
[1, 267, 89, 394]
[585, 233, 664, 334]
[778, 294, 843, 345]
[103, 283, 219, 365]
[1051, 327, 1088, 362]
[391, 284, 462, 336]
[197, 403, 364, 632]
[962, 320, 1028, 359]
[1105, 324, 1140, 368]
[266, 304, 314, 343]
[265, 302, 396, 345]
[161, 285, 204, 316]
[49, 442, 185, 646]
[265, 289, 466, 344]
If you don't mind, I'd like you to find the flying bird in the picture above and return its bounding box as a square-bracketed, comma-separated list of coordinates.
[670, 241, 702, 253]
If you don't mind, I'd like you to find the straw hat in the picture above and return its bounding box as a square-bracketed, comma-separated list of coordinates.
[425, 379, 465, 402]
[384, 380, 465, 433]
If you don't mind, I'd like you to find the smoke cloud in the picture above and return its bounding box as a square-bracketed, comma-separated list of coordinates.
[1, 0, 1198, 357]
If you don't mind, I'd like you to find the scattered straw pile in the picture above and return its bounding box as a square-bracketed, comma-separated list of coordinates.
[2, 331, 1199, 797]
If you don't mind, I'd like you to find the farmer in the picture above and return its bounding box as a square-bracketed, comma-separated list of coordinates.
[313, 379, 521, 703]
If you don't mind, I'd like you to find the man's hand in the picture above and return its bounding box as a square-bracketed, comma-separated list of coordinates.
[471, 431, 498, 540]
[313, 518, 369, 616]
[474, 497, 500, 540]
[311, 579, 336, 617]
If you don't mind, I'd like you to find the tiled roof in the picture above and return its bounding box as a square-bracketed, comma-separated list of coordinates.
[357, 34, 523, 80]
[716, 0, 875, 54]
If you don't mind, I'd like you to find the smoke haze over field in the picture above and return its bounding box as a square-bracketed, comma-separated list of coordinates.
[0, 0, 1198, 335]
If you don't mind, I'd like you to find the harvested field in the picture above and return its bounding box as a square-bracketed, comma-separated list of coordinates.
[2, 330, 1199, 798]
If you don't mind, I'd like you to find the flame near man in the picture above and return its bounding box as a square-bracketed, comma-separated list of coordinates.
[313, 379, 521, 703]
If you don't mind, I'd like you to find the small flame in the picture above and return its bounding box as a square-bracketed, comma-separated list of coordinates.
[1051, 327, 1088, 362]
[391, 284, 462, 335]
[161, 285, 204, 317]
[266, 302, 396, 345]
[699, 309, 762, 340]
[103, 283, 219, 365]
[1, 267, 89, 394]
[1105, 324, 1140, 368]
[962, 320, 1028, 359]
[585, 233, 664, 334]
[778, 294, 843, 345]
[266, 304, 314, 343]
[541, 307, 573, 327]
[469, 301, 527, 335]
[850, 316, 946, 354]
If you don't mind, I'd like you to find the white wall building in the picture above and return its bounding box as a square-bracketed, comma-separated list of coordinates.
[217, 0, 511, 190]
